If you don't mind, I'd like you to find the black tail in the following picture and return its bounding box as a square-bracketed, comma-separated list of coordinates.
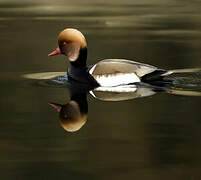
[141, 69, 173, 86]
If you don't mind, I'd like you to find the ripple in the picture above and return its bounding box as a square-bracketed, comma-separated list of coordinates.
[22, 72, 66, 80]
[22, 72, 68, 88]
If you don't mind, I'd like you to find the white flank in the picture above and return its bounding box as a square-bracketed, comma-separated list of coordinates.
[93, 73, 140, 87]
[89, 64, 97, 74]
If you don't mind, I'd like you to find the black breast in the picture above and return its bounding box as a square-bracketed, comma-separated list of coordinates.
[68, 64, 99, 87]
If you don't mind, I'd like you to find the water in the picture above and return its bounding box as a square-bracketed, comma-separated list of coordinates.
[1, 0, 201, 179]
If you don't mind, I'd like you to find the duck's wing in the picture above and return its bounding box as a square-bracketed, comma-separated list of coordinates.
[89, 59, 158, 77]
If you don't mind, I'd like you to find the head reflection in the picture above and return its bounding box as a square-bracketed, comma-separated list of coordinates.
[49, 101, 87, 132]
[49, 81, 90, 132]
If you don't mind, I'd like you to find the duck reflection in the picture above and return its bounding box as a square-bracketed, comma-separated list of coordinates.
[48, 68, 201, 132]
[48, 79, 161, 132]
[49, 80, 91, 132]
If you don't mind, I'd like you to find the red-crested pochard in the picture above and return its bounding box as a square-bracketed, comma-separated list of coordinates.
[48, 28, 171, 87]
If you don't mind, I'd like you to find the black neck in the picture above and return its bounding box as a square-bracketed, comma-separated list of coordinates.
[67, 47, 99, 87]
[70, 48, 87, 67]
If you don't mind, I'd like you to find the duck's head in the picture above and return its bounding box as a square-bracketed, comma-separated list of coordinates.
[48, 28, 87, 63]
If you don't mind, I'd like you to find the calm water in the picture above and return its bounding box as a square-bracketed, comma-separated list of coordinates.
[1, 0, 201, 179]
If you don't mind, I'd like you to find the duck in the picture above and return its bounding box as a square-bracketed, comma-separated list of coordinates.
[48, 28, 172, 87]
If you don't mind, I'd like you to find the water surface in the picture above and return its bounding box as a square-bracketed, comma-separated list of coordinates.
[1, 0, 201, 179]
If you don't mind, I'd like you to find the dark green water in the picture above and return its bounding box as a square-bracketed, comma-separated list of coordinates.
[1, 0, 201, 179]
